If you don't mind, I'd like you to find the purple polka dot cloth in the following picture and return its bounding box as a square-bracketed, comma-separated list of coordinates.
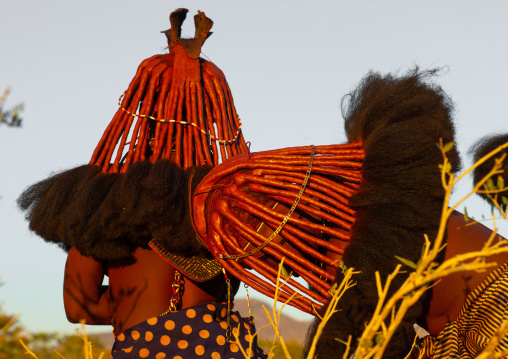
[111, 301, 268, 359]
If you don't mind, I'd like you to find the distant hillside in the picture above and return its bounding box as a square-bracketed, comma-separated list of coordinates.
[233, 298, 311, 343]
[90, 298, 311, 350]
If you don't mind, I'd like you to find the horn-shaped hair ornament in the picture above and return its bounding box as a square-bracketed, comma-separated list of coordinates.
[90, 8, 247, 173]
[192, 143, 364, 314]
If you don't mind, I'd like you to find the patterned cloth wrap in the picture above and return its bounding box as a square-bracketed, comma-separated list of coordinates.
[111, 301, 268, 359]
[420, 261, 508, 358]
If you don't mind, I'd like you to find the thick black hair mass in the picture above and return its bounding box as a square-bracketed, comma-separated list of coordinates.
[470, 133, 508, 212]
[18, 160, 207, 262]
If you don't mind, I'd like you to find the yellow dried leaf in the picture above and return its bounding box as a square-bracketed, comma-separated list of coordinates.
[443, 141, 454, 153]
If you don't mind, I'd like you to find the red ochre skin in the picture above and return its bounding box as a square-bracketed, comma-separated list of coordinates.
[63, 247, 222, 335]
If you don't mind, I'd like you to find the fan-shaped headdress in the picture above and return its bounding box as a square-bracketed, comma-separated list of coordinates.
[191, 144, 364, 314]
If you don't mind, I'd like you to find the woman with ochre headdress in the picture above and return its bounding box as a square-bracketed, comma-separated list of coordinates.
[189, 69, 508, 358]
[18, 9, 267, 359]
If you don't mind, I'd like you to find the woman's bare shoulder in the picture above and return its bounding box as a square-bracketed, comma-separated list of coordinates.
[426, 210, 508, 335]
[447, 210, 508, 265]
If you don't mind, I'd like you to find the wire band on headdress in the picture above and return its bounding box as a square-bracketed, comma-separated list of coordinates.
[116, 92, 243, 145]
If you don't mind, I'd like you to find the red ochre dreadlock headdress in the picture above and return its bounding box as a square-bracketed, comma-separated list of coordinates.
[191, 143, 365, 314]
[18, 9, 247, 272]
[91, 8, 247, 173]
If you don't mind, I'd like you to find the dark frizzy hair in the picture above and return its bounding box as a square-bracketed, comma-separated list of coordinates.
[18, 160, 214, 263]
[470, 133, 508, 212]
[304, 68, 461, 358]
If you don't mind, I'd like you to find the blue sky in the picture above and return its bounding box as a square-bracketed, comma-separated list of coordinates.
[1, 0, 507, 334]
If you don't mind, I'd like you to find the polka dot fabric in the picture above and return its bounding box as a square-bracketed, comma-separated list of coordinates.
[111, 302, 267, 359]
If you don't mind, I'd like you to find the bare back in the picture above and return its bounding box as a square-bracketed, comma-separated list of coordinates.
[108, 247, 175, 334]
[64, 246, 222, 335]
